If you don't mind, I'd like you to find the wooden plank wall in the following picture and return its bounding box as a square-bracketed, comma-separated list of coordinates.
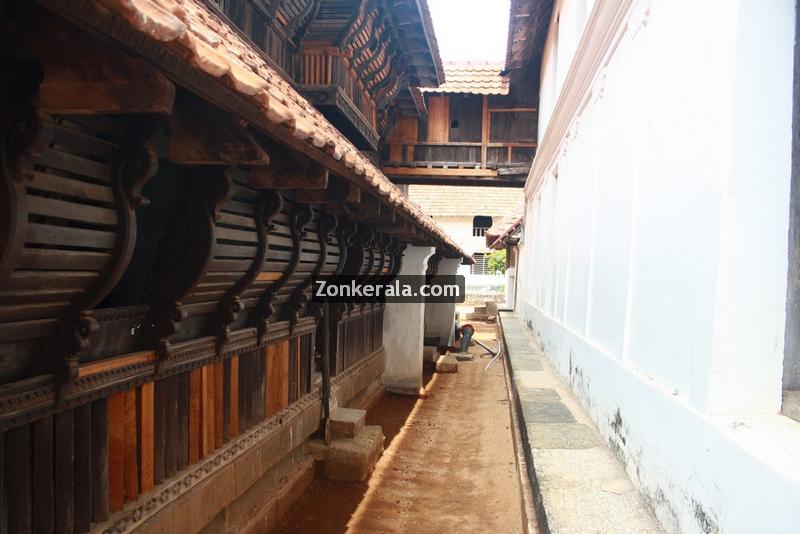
[426, 96, 449, 143]
[387, 116, 419, 161]
[0, 335, 318, 533]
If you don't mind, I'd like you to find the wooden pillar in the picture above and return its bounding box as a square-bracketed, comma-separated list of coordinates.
[481, 95, 489, 168]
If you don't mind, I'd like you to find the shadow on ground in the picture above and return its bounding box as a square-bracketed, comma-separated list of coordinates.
[274, 322, 521, 534]
[274, 369, 434, 533]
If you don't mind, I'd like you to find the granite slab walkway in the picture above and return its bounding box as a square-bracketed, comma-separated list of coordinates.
[499, 312, 664, 534]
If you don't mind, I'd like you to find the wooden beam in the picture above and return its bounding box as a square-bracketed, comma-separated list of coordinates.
[488, 107, 538, 113]
[362, 205, 397, 226]
[28, 13, 175, 114]
[348, 196, 380, 217]
[390, 176, 526, 187]
[247, 159, 329, 190]
[295, 174, 358, 203]
[382, 167, 498, 177]
[168, 92, 270, 165]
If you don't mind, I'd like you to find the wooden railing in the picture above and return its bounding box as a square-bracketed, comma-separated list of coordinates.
[383, 101, 537, 178]
[297, 48, 378, 129]
[383, 141, 536, 179]
[207, 0, 304, 81]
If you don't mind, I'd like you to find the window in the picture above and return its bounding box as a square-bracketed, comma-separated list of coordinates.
[472, 215, 493, 237]
[471, 252, 488, 275]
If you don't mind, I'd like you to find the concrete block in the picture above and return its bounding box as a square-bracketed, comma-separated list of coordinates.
[330, 406, 366, 439]
[309, 425, 385, 481]
[436, 353, 458, 373]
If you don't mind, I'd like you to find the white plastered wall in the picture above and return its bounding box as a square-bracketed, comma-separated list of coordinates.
[516, 0, 800, 532]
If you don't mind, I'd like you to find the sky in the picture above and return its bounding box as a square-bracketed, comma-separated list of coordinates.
[426, 0, 511, 63]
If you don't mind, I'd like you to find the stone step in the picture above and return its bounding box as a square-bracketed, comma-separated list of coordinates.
[309, 425, 385, 482]
[436, 352, 458, 373]
[329, 406, 366, 439]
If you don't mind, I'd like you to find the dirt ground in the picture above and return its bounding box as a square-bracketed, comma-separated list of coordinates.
[274, 322, 523, 534]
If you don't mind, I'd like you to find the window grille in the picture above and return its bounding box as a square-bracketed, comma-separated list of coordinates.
[471, 252, 488, 275]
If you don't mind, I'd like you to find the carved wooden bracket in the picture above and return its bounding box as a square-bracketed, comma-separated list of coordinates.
[286, 213, 338, 333]
[0, 93, 44, 282]
[255, 201, 313, 344]
[214, 189, 283, 353]
[389, 239, 407, 278]
[168, 92, 269, 166]
[329, 219, 358, 324]
[426, 252, 442, 281]
[148, 167, 234, 362]
[248, 157, 328, 190]
[56, 118, 158, 396]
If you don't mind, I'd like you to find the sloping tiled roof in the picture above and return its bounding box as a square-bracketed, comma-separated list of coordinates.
[421, 61, 509, 95]
[417, 0, 446, 86]
[488, 216, 523, 249]
[407, 185, 523, 217]
[78, 0, 467, 259]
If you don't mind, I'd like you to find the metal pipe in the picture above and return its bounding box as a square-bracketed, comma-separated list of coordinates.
[460, 324, 475, 352]
[318, 304, 332, 445]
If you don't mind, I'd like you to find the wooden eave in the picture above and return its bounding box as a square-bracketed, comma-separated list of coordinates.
[504, 0, 555, 73]
[489, 217, 523, 249]
[34, 0, 468, 261]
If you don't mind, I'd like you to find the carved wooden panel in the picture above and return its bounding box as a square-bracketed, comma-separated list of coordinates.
[0, 112, 155, 388]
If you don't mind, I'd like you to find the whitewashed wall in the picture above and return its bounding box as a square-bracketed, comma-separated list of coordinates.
[430, 216, 487, 257]
[516, 0, 800, 532]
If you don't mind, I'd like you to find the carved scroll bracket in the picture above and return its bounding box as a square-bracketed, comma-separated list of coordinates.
[286, 213, 337, 333]
[255, 201, 313, 345]
[0, 69, 46, 281]
[55, 119, 159, 399]
[330, 219, 358, 323]
[215, 189, 283, 353]
[149, 167, 234, 364]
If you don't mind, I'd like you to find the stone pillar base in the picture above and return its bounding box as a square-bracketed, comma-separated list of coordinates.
[309, 426, 385, 482]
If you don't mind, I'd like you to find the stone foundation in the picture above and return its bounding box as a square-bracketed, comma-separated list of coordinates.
[111, 348, 386, 533]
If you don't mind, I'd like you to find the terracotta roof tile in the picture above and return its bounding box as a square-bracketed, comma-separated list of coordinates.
[487, 215, 523, 249]
[421, 61, 509, 95]
[90, 0, 468, 260]
[407, 185, 523, 218]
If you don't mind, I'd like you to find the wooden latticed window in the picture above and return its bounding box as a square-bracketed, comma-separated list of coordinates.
[472, 215, 493, 237]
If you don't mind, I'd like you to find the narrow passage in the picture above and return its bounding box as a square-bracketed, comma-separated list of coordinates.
[275, 322, 524, 533]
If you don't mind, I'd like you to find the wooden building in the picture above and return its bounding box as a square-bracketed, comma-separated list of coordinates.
[381, 61, 539, 186]
[207, 0, 444, 154]
[0, 1, 467, 532]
